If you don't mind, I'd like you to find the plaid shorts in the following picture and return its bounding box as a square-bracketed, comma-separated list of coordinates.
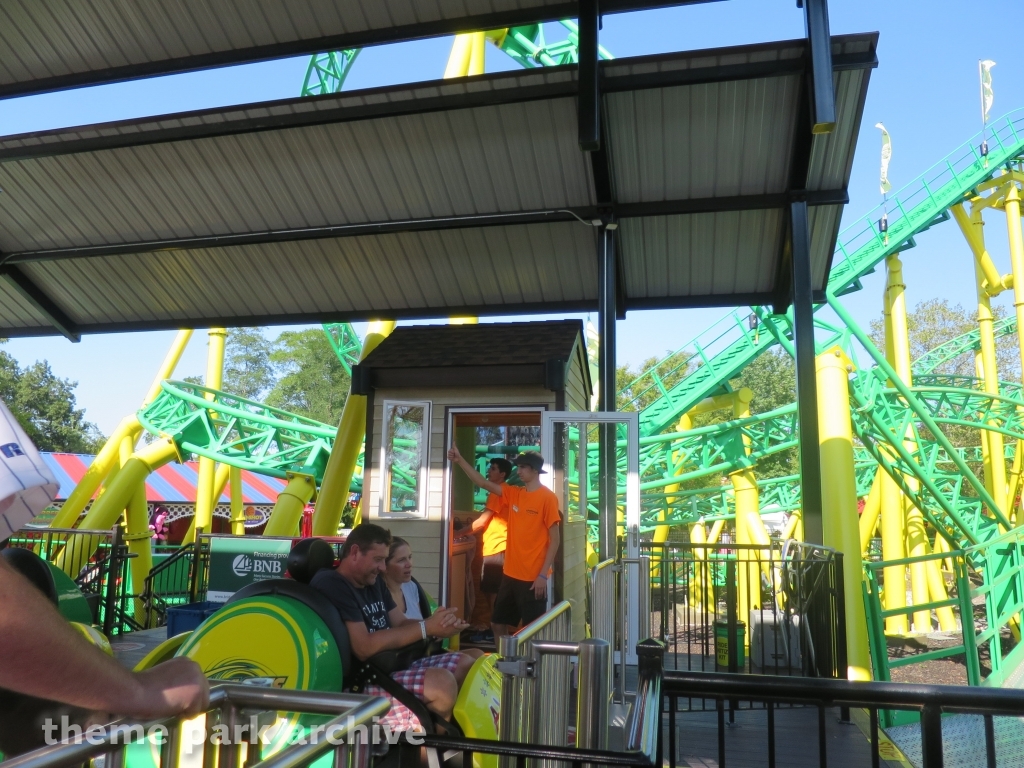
[365, 652, 463, 733]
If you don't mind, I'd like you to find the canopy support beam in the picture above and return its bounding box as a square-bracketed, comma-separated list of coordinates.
[578, 0, 601, 152]
[597, 222, 618, 559]
[790, 200, 823, 543]
[801, 0, 836, 133]
[0, 266, 80, 342]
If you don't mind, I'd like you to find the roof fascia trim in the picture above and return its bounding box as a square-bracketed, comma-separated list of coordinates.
[0, 289, 827, 339]
[0, 47, 876, 165]
[0, 0, 718, 101]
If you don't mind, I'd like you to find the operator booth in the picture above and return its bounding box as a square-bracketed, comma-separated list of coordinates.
[350, 320, 599, 642]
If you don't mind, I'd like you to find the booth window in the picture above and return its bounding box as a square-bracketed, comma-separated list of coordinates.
[381, 401, 430, 518]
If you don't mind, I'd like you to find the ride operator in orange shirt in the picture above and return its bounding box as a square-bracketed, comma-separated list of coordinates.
[448, 446, 560, 638]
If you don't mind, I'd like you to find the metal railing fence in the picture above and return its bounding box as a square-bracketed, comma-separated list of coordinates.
[5, 526, 137, 635]
[642, 539, 845, 686]
[863, 528, 1024, 694]
[662, 669, 1024, 768]
[1, 685, 389, 768]
[496, 601, 574, 768]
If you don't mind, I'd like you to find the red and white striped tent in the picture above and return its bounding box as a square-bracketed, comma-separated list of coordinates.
[42, 453, 288, 505]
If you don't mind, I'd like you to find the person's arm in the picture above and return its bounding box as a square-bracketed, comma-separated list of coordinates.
[532, 524, 560, 598]
[0, 558, 209, 719]
[471, 510, 494, 534]
[346, 607, 467, 660]
[447, 444, 502, 495]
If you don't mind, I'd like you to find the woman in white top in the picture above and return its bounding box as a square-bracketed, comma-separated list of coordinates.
[384, 537, 425, 619]
[384, 537, 484, 662]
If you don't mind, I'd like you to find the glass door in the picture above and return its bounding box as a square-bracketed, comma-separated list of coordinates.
[540, 411, 640, 662]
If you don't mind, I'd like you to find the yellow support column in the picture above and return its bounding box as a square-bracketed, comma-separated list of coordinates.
[192, 328, 227, 540]
[265, 475, 317, 537]
[878, 266, 908, 633]
[313, 321, 396, 536]
[1005, 184, 1024, 411]
[688, 521, 708, 611]
[816, 347, 871, 680]
[50, 415, 140, 528]
[229, 467, 245, 535]
[1007, 441, 1023, 523]
[977, 268, 1008, 505]
[886, 255, 932, 632]
[59, 439, 179, 576]
[858, 472, 882, 556]
[730, 389, 765, 633]
[52, 330, 192, 530]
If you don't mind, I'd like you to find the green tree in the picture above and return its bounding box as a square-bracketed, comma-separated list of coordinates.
[616, 351, 693, 412]
[868, 297, 1019, 380]
[0, 347, 104, 452]
[266, 329, 350, 425]
[223, 327, 275, 401]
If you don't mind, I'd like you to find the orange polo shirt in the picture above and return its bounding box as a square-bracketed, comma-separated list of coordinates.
[501, 483, 561, 582]
[481, 492, 508, 557]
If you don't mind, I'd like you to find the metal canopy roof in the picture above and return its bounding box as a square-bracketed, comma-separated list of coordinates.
[0, 33, 876, 339]
[0, 0, 714, 99]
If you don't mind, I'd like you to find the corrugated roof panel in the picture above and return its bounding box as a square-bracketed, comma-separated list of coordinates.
[805, 67, 870, 192]
[0, 100, 592, 253]
[0, 0, 580, 89]
[605, 74, 800, 203]
[0, 37, 875, 334]
[809, 203, 842, 288]
[618, 209, 783, 299]
[19, 221, 599, 327]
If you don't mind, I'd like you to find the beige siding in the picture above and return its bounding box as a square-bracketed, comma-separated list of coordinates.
[366, 385, 557, 606]
[383, 519, 444, 599]
[563, 338, 592, 412]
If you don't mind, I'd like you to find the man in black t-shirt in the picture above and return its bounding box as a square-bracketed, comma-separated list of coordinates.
[311, 524, 471, 727]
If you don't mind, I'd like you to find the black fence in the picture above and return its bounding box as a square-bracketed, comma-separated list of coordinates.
[661, 669, 1024, 768]
[644, 539, 846, 687]
[4, 526, 138, 635]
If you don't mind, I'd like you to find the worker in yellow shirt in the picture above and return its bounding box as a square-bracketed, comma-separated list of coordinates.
[470, 457, 512, 641]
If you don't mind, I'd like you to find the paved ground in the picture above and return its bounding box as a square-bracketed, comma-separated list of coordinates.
[110, 627, 169, 669]
[669, 706, 905, 768]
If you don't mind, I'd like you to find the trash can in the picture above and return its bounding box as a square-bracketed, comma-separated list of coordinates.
[714, 619, 746, 670]
[166, 601, 221, 636]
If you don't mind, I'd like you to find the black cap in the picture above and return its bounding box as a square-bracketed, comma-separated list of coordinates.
[512, 451, 547, 474]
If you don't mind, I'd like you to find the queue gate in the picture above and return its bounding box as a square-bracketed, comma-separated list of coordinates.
[540, 412, 641, 664]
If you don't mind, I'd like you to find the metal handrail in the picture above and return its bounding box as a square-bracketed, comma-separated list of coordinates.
[2, 685, 389, 768]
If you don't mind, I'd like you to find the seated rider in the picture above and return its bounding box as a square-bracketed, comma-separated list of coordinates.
[311, 524, 474, 730]
[384, 537, 484, 660]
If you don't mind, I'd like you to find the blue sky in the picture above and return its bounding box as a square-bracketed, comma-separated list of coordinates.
[2, 0, 1022, 435]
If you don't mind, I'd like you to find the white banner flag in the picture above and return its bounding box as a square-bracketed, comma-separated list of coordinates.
[0, 400, 58, 541]
[875, 122, 892, 195]
[980, 60, 996, 123]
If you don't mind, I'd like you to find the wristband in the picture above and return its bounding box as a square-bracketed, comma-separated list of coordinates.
[537, 574, 547, 581]
[419, 620, 427, 640]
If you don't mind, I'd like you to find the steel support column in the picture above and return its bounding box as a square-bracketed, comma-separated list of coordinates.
[598, 224, 618, 560]
[577, 0, 600, 151]
[791, 200, 823, 543]
[801, 0, 836, 133]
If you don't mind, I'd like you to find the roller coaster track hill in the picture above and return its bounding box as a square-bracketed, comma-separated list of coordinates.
[623, 109, 1024, 554]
